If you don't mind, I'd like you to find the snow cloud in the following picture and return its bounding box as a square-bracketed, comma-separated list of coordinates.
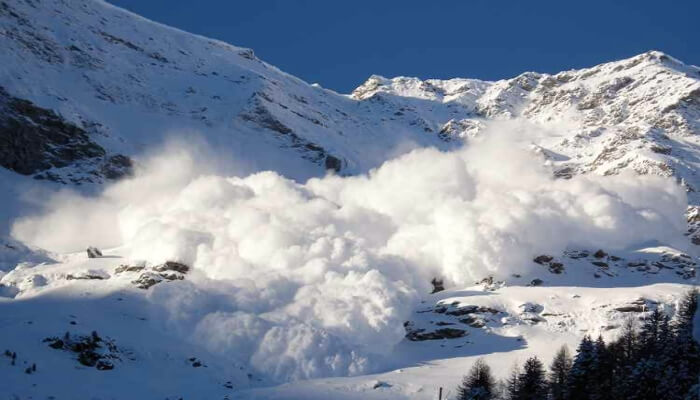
[10, 121, 689, 382]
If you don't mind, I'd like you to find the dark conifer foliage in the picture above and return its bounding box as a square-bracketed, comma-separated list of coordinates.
[568, 335, 596, 400]
[457, 358, 495, 400]
[459, 288, 699, 400]
[548, 345, 572, 400]
[513, 357, 547, 400]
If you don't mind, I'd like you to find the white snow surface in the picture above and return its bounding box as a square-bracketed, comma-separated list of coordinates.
[0, 0, 699, 399]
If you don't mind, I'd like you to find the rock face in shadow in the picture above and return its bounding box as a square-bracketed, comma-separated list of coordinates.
[0, 86, 132, 183]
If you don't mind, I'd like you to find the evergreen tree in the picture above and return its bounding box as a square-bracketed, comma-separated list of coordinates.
[591, 335, 613, 400]
[505, 363, 520, 400]
[457, 358, 495, 400]
[628, 357, 664, 400]
[669, 288, 700, 400]
[548, 345, 572, 400]
[607, 318, 640, 399]
[568, 335, 596, 400]
[638, 309, 664, 357]
[617, 317, 639, 366]
[628, 309, 668, 400]
[674, 288, 698, 337]
[514, 357, 547, 400]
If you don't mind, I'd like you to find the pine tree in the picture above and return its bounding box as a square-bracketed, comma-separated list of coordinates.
[656, 313, 678, 400]
[568, 335, 595, 400]
[617, 317, 639, 366]
[638, 309, 664, 357]
[514, 357, 547, 400]
[628, 309, 667, 400]
[548, 345, 572, 400]
[591, 335, 612, 400]
[457, 358, 495, 400]
[607, 318, 640, 399]
[674, 288, 698, 338]
[629, 357, 664, 400]
[669, 288, 700, 400]
[505, 363, 520, 400]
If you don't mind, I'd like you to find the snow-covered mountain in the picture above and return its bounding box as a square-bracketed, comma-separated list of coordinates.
[0, 0, 698, 399]
[2, 0, 699, 192]
[353, 54, 700, 193]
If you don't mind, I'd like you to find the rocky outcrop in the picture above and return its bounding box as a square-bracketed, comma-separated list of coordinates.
[66, 270, 110, 280]
[115, 261, 190, 289]
[404, 321, 467, 341]
[44, 331, 122, 371]
[405, 302, 505, 341]
[0, 87, 132, 183]
[239, 95, 347, 173]
[86, 247, 102, 258]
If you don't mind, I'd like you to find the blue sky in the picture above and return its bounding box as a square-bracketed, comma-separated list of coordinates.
[108, 0, 700, 93]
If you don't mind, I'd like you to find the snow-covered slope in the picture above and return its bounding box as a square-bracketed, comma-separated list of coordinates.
[0, 0, 699, 399]
[352, 52, 700, 201]
[2, 0, 699, 194]
[0, 0, 457, 186]
[0, 245, 695, 399]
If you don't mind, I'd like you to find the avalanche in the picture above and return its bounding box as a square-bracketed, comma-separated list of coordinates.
[5, 121, 693, 390]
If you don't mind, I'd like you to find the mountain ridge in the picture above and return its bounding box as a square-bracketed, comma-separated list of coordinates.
[1, 0, 698, 197]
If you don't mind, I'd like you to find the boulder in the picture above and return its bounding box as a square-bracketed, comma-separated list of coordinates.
[153, 261, 189, 274]
[533, 255, 553, 264]
[593, 249, 608, 258]
[131, 272, 163, 289]
[86, 247, 102, 258]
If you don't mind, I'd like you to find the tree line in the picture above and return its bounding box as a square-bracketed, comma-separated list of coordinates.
[455, 288, 699, 400]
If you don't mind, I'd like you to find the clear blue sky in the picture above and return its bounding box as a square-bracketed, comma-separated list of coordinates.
[108, 0, 699, 94]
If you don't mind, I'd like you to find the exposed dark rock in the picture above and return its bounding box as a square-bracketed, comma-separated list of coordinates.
[131, 262, 188, 289]
[86, 246, 102, 258]
[66, 271, 108, 280]
[157, 272, 184, 281]
[44, 331, 121, 371]
[0, 87, 132, 182]
[100, 155, 133, 179]
[533, 255, 565, 274]
[459, 316, 486, 328]
[239, 96, 342, 172]
[593, 249, 608, 258]
[188, 357, 206, 368]
[627, 261, 647, 267]
[445, 305, 500, 317]
[153, 261, 189, 274]
[566, 250, 589, 259]
[430, 277, 444, 294]
[324, 155, 343, 172]
[445, 305, 480, 316]
[240, 103, 292, 134]
[548, 262, 564, 274]
[373, 381, 392, 389]
[519, 302, 544, 313]
[405, 326, 467, 341]
[238, 48, 255, 60]
[554, 167, 574, 179]
[614, 305, 646, 313]
[96, 360, 114, 370]
[114, 264, 145, 274]
[131, 273, 163, 289]
[529, 278, 544, 286]
[533, 255, 553, 265]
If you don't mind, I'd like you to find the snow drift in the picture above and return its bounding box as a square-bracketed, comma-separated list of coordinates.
[10, 121, 689, 382]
